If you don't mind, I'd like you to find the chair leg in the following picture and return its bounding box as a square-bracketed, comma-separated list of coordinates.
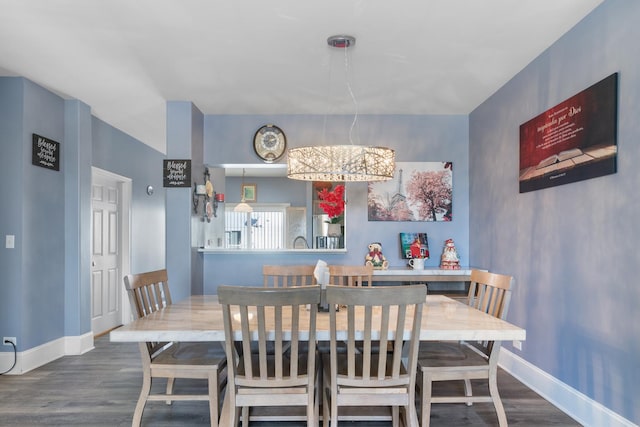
[464, 378, 473, 406]
[392, 405, 399, 427]
[314, 372, 320, 426]
[132, 372, 151, 427]
[420, 370, 432, 427]
[307, 393, 315, 427]
[330, 390, 338, 427]
[322, 385, 329, 427]
[308, 372, 318, 427]
[489, 370, 508, 427]
[165, 377, 175, 405]
[241, 406, 249, 427]
[208, 370, 219, 427]
[230, 405, 240, 427]
[402, 404, 418, 427]
[407, 386, 418, 427]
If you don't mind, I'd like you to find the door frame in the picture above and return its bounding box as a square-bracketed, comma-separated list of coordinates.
[91, 167, 132, 328]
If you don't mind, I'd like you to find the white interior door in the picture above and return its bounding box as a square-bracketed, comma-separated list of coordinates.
[91, 172, 121, 335]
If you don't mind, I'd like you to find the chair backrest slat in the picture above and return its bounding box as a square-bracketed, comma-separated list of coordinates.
[467, 270, 514, 355]
[240, 306, 253, 378]
[219, 285, 321, 388]
[378, 305, 390, 379]
[326, 284, 426, 387]
[328, 264, 374, 287]
[123, 269, 173, 357]
[124, 269, 171, 318]
[263, 265, 317, 287]
[468, 270, 512, 319]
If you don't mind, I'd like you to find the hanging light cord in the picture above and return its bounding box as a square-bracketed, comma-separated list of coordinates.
[240, 168, 246, 201]
[343, 43, 359, 146]
[322, 47, 333, 145]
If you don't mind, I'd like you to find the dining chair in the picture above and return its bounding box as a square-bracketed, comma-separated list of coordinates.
[263, 265, 318, 287]
[322, 284, 426, 427]
[416, 269, 514, 427]
[327, 264, 374, 287]
[218, 285, 322, 427]
[124, 269, 227, 427]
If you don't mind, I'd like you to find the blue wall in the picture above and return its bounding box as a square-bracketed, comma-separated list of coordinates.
[469, 0, 639, 422]
[92, 117, 166, 273]
[0, 77, 165, 359]
[0, 78, 67, 351]
[0, 78, 25, 351]
[199, 114, 469, 293]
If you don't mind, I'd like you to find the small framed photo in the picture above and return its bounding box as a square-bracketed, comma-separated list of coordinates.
[399, 232, 430, 259]
[241, 184, 257, 202]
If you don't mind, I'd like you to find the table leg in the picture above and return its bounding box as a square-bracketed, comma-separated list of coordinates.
[488, 342, 508, 427]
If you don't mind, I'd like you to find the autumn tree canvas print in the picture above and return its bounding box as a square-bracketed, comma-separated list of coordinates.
[367, 162, 453, 222]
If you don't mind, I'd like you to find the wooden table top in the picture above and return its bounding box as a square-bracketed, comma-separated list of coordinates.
[110, 294, 525, 343]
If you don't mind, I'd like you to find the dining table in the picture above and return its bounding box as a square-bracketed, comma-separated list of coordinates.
[110, 293, 526, 425]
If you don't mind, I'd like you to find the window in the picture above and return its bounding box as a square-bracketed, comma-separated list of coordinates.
[225, 204, 289, 249]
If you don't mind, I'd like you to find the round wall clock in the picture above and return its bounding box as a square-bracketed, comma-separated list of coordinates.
[253, 124, 286, 163]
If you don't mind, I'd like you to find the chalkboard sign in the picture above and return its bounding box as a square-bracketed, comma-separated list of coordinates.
[163, 159, 191, 187]
[32, 134, 60, 171]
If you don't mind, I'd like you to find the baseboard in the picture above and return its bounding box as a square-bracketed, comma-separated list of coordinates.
[0, 332, 94, 375]
[65, 332, 95, 355]
[499, 348, 636, 427]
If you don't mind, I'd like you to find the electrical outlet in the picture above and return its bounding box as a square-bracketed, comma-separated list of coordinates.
[3, 337, 16, 346]
[512, 340, 522, 351]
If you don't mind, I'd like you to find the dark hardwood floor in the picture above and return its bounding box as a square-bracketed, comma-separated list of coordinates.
[0, 336, 580, 426]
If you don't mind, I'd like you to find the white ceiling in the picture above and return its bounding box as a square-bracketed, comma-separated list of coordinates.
[0, 0, 604, 154]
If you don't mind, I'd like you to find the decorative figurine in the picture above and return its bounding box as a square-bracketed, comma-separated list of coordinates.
[440, 238, 461, 270]
[365, 242, 389, 270]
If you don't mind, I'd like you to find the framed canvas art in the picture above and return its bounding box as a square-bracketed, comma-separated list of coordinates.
[368, 162, 452, 221]
[519, 73, 618, 193]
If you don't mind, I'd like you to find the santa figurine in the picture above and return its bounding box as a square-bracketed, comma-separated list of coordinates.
[440, 238, 461, 270]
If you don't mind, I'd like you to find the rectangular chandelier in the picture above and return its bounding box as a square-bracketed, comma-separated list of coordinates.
[287, 145, 395, 182]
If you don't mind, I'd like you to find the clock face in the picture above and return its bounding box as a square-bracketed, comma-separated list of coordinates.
[254, 125, 286, 163]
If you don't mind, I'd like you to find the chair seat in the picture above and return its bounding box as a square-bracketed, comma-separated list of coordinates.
[418, 341, 488, 369]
